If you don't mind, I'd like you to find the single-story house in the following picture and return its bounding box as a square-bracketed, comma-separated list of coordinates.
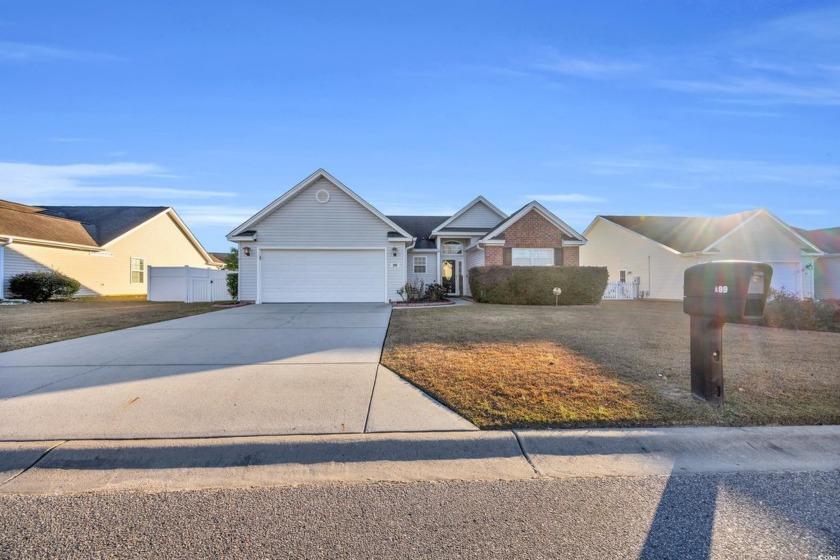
[226, 169, 586, 303]
[209, 252, 231, 269]
[580, 208, 827, 300]
[795, 227, 840, 300]
[1, 199, 221, 298]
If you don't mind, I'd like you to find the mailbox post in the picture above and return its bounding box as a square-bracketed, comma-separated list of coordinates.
[683, 261, 772, 406]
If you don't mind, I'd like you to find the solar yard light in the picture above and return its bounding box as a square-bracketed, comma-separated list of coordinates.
[683, 261, 772, 406]
[553, 287, 562, 306]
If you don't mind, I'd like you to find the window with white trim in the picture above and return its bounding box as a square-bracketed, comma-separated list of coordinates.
[512, 248, 554, 266]
[413, 256, 427, 274]
[130, 257, 145, 284]
[442, 241, 463, 255]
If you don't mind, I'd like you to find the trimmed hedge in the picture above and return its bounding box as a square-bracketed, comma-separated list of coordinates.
[469, 266, 609, 305]
[9, 270, 81, 302]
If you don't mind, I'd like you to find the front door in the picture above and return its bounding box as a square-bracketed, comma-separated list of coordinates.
[441, 259, 461, 295]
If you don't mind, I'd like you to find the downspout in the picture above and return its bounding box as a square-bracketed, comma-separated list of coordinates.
[0, 238, 12, 299]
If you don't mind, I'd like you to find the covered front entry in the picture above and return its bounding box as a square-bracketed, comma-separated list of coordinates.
[441, 258, 464, 296]
[259, 248, 387, 303]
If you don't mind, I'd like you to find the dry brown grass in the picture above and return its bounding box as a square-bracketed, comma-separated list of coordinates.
[382, 301, 840, 428]
[0, 299, 221, 352]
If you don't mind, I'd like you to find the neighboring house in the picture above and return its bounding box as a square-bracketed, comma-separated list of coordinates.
[226, 169, 586, 303]
[209, 252, 230, 269]
[795, 227, 840, 300]
[1, 200, 220, 298]
[580, 209, 825, 300]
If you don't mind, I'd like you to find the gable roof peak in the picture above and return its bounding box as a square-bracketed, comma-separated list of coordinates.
[430, 195, 507, 234]
[226, 168, 413, 240]
[597, 208, 823, 254]
[480, 199, 586, 244]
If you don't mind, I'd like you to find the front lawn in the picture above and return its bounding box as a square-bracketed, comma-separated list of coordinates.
[0, 296, 222, 352]
[382, 301, 840, 428]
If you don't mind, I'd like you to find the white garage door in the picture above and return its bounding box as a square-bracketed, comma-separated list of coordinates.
[259, 249, 386, 303]
[768, 262, 800, 296]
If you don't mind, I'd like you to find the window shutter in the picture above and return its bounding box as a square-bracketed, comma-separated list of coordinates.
[554, 248, 564, 267]
[503, 247, 512, 266]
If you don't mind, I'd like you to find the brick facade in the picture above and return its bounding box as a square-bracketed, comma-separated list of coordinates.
[483, 209, 579, 266]
[500, 210, 570, 248]
[485, 245, 503, 266]
[562, 246, 579, 267]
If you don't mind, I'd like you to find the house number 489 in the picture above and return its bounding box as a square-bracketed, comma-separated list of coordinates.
[714, 285, 729, 294]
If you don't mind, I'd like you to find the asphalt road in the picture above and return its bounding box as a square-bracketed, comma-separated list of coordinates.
[2, 471, 838, 559]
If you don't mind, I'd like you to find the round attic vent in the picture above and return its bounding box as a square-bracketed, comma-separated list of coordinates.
[315, 189, 330, 203]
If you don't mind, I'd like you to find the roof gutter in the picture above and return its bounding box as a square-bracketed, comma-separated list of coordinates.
[0, 234, 102, 251]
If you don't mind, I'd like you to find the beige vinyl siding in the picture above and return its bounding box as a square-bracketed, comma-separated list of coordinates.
[3, 245, 99, 297]
[447, 201, 504, 229]
[3, 212, 212, 297]
[712, 213, 810, 262]
[713, 214, 816, 298]
[582, 213, 818, 301]
[815, 256, 840, 300]
[580, 219, 698, 300]
[406, 250, 438, 288]
[237, 178, 407, 302]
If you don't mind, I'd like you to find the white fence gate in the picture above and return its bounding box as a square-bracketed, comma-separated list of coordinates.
[147, 266, 235, 302]
[602, 280, 639, 301]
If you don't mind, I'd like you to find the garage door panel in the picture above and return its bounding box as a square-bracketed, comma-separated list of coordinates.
[260, 250, 386, 303]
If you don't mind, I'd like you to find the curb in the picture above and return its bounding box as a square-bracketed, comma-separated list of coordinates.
[1, 425, 838, 495]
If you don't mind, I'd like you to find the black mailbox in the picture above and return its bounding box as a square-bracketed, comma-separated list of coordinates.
[683, 261, 772, 406]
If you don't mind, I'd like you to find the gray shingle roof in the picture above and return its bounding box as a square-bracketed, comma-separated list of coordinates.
[795, 227, 840, 253]
[387, 215, 449, 249]
[0, 199, 179, 248]
[39, 206, 168, 245]
[601, 210, 760, 253]
[0, 201, 99, 247]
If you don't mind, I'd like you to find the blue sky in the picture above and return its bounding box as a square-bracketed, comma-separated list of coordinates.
[1, 1, 838, 251]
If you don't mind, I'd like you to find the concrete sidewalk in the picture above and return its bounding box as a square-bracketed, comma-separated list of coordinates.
[1, 425, 838, 495]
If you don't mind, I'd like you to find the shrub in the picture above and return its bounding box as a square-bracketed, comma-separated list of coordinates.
[226, 272, 239, 299]
[425, 282, 448, 302]
[469, 266, 609, 305]
[760, 289, 840, 332]
[9, 270, 81, 302]
[397, 280, 425, 302]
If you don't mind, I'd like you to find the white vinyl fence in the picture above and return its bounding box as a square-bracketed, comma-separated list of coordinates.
[602, 280, 639, 301]
[147, 266, 235, 303]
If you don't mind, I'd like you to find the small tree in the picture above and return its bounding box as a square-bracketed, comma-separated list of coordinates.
[225, 246, 239, 299]
[225, 246, 239, 271]
[9, 270, 81, 302]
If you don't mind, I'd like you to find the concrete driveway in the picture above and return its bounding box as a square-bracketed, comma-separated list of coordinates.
[0, 303, 474, 440]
